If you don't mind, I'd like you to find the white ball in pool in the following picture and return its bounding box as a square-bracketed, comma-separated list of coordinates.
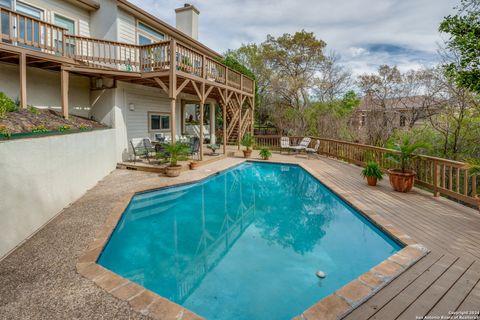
[316, 271, 326, 278]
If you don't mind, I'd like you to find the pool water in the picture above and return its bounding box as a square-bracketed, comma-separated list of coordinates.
[98, 162, 401, 320]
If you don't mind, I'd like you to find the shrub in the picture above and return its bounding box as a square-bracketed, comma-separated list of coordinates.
[57, 124, 71, 132]
[0, 126, 11, 139]
[156, 142, 191, 166]
[31, 125, 49, 133]
[259, 148, 272, 160]
[79, 123, 91, 130]
[241, 133, 254, 150]
[361, 161, 384, 180]
[0, 92, 18, 118]
[27, 106, 40, 114]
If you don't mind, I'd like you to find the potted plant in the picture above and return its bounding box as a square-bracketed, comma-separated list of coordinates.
[259, 148, 272, 160]
[386, 136, 428, 193]
[467, 159, 480, 212]
[241, 133, 253, 158]
[189, 160, 200, 170]
[157, 143, 190, 177]
[362, 161, 383, 186]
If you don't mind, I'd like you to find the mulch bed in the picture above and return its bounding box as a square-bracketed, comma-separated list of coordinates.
[0, 109, 107, 134]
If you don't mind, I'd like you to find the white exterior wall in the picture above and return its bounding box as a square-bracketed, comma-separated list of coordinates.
[0, 62, 91, 117]
[117, 8, 136, 44]
[90, 0, 118, 41]
[0, 129, 117, 259]
[26, 0, 91, 36]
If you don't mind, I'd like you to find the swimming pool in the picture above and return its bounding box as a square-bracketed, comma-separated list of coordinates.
[98, 162, 401, 320]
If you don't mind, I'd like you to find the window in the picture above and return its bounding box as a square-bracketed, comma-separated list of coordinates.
[399, 114, 406, 127]
[16, 2, 42, 19]
[54, 14, 75, 35]
[15, 2, 43, 46]
[138, 34, 152, 45]
[0, 0, 11, 9]
[360, 114, 366, 127]
[138, 21, 164, 41]
[149, 113, 170, 131]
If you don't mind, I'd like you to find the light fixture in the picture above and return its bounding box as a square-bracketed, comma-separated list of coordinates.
[129, 103, 135, 111]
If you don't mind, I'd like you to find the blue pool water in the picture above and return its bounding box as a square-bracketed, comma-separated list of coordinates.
[98, 162, 401, 320]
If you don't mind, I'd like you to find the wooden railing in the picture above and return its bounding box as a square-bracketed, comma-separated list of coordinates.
[0, 8, 254, 94]
[0, 7, 66, 55]
[254, 135, 479, 207]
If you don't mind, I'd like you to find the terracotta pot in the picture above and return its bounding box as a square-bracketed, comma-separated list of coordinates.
[189, 162, 200, 170]
[475, 196, 480, 213]
[165, 165, 182, 177]
[262, 156, 270, 161]
[388, 169, 416, 193]
[243, 149, 252, 158]
[366, 176, 377, 186]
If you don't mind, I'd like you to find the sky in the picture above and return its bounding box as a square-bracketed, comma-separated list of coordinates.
[130, 0, 458, 76]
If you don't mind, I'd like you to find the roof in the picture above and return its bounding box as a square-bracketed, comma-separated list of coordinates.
[117, 0, 223, 59]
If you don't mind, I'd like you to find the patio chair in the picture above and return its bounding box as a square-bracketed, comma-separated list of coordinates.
[280, 136, 291, 154]
[130, 138, 149, 163]
[306, 140, 320, 159]
[154, 133, 166, 143]
[288, 137, 311, 153]
[190, 136, 200, 160]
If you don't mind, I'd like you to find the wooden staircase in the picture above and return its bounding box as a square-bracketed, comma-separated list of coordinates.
[224, 99, 252, 145]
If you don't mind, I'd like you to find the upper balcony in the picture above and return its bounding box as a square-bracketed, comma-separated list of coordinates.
[0, 7, 255, 96]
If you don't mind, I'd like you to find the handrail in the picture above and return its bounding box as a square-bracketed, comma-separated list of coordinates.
[254, 135, 479, 207]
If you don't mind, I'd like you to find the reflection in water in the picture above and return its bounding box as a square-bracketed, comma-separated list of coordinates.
[98, 162, 400, 320]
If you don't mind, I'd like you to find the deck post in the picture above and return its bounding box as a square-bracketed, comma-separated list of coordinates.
[433, 160, 440, 197]
[199, 82, 205, 161]
[251, 81, 255, 137]
[209, 103, 216, 145]
[169, 39, 177, 144]
[19, 52, 27, 109]
[238, 95, 242, 150]
[60, 69, 69, 119]
[222, 102, 227, 155]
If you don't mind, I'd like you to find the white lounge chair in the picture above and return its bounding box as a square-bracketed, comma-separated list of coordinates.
[280, 136, 290, 154]
[289, 137, 311, 153]
[306, 140, 320, 158]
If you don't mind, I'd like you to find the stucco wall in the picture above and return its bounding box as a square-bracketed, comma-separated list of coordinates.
[0, 129, 117, 259]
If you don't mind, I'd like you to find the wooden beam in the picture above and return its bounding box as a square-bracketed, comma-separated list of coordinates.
[170, 98, 176, 144]
[237, 97, 242, 150]
[225, 90, 234, 105]
[217, 87, 226, 105]
[204, 85, 214, 101]
[169, 39, 177, 143]
[199, 100, 204, 161]
[191, 80, 203, 101]
[61, 69, 69, 119]
[153, 77, 169, 95]
[175, 78, 190, 96]
[19, 52, 27, 109]
[222, 102, 227, 154]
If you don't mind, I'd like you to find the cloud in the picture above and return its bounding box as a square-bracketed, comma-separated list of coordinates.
[128, 0, 457, 75]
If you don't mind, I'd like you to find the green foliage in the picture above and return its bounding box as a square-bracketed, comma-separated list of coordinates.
[362, 161, 384, 180]
[0, 92, 18, 119]
[0, 126, 11, 139]
[241, 133, 254, 150]
[259, 148, 272, 159]
[386, 134, 430, 173]
[439, 0, 480, 93]
[57, 124, 71, 132]
[31, 125, 49, 133]
[156, 143, 190, 166]
[79, 123, 91, 130]
[27, 106, 40, 114]
[467, 158, 480, 176]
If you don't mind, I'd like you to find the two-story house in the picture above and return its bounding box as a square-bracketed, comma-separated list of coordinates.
[0, 0, 254, 160]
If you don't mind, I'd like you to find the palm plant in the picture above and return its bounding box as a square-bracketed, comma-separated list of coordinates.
[241, 133, 253, 151]
[259, 148, 272, 160]
[157, 142, 190, 166]
[386, 136, 429, 173]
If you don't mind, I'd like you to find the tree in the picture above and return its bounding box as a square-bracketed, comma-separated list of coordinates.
[314, 51, 353, 102]
[439, 0, 480, 93]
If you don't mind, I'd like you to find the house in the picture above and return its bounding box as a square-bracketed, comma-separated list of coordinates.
[351, 95, 442, 131]
[0, 0, 255, 160]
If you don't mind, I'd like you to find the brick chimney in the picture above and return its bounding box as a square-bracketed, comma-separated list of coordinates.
[175, 3, 200, 40]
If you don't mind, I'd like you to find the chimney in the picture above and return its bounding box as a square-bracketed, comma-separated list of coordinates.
[175, 3, 200, 40]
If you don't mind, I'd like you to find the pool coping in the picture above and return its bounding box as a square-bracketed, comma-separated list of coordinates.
[76, 158, 430, 320]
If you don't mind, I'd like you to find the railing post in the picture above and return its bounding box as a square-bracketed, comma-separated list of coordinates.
[433, 160, 439, 197]
[202, 54, 206, 79]
[225, 68, 228, 86]
[240, 74, 243, 92]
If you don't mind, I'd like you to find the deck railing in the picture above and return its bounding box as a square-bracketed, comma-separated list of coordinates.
[0, 8, 254, 94]
[0, 7, 66, 55]
[254, 135, 479, 207]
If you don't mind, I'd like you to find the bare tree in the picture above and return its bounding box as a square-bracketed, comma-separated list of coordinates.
[314, 51, 353, 102]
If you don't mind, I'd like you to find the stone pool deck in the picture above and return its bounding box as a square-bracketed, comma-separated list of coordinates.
[1, 150, 479, 319]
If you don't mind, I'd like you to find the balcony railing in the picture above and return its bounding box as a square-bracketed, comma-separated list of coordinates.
[0, 7, 254, 94]
[254, 135, 479, 207]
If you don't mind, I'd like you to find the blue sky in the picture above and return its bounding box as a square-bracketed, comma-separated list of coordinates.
[130, 0, 458, 75]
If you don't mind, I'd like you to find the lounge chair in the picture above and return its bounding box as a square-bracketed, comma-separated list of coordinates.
[190, 136, 200, 160]
[306, 140, 320, 158]
[280, 136, 290, 154]
[289, 137, 311, 153]
[130, 138, 156, 163]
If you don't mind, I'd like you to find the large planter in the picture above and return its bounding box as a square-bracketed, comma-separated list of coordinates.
[243, 149, 252, 158]
[165, 165, 182, 177]
[388, 169, 416, 193]
[475, 195, 480, 213]
[366, 176, 378, 186]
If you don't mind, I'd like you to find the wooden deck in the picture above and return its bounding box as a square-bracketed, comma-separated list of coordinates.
[254, 151, 480, 319]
